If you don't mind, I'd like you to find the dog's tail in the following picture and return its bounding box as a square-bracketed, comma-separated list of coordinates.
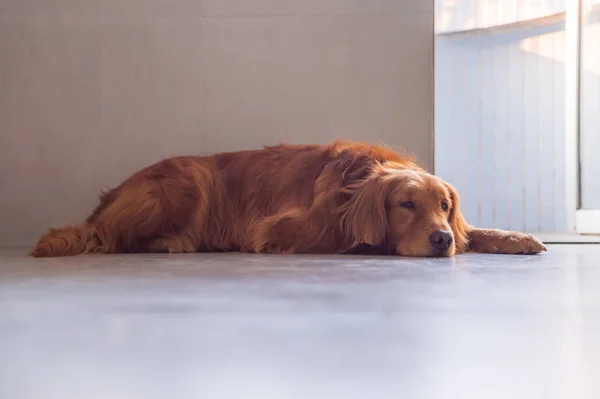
[30, 223, 103, 258]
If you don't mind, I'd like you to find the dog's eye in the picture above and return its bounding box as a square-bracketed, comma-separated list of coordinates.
[441, 201, 449, 211]
[400, 201, 415, 209]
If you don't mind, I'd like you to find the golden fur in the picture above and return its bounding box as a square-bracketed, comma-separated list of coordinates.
[31, 141, 546, 258]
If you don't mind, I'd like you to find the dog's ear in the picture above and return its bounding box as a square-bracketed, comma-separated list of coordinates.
[336, 153, 378, 187]
[443, 181, 470, 253]
[338, 175, 389, 248]
[330, 151, 388, 248]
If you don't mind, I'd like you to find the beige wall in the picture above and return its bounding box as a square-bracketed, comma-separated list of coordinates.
[0, 1, 434, 247]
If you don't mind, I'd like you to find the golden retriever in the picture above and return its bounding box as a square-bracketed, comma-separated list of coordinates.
[31, 141, 546, 257]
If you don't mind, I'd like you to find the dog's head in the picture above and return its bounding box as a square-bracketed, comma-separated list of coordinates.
[339, 164, 469, 257]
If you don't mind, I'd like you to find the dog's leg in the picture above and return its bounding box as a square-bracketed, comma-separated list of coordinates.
[249, 208, 332, 254]
[468, 228, 547, 254]
[146, 235, 198, 253]
[249, 210, 305, 254]
[89, 159, 212, 254]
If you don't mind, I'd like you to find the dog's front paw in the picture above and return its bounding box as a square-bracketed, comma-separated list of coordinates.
[502, 232, 547, 254]
[469, 229, 547, 255]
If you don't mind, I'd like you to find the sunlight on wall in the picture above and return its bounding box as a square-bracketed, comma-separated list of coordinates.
[520, 30, 566, 64]
[519, 12, 599, 74]
[436, 0, 566, 34]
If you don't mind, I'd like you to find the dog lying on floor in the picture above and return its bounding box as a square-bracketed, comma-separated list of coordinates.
[31, 141, 546, 258]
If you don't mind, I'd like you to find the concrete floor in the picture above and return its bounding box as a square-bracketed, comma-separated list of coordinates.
[0, 245, 599, 399]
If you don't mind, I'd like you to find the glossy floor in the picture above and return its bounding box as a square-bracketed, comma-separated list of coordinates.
[0, 246, 599, 399]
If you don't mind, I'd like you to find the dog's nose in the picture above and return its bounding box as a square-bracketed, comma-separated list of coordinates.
[429, 230, 453, 251]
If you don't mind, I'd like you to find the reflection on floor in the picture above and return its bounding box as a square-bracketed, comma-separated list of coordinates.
[0, 245, 599, 399]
